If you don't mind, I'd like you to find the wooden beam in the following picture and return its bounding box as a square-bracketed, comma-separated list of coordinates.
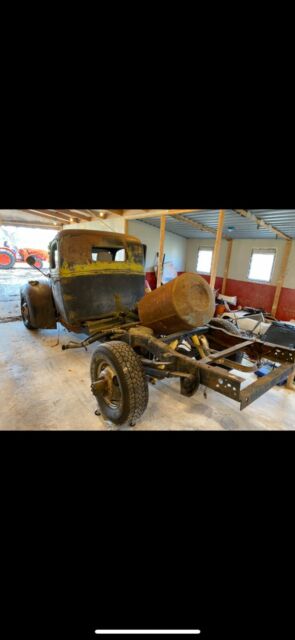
[221, 239, 233, 294]
[107, 210, 125, 216]
[233, 209, 291, 240]
[47, 209, 75, 220]
[85, 210, 126, 218]
[124, 219, 128, 235]
[173, 214, 218, 236]
[67, 209, 93, 221]
[271, 239, 292, 317]
[124, 209, 204, 221]
[88, 210, 113, 220]
[157, 215, 166, 288]
[210, 209, 225, 289]
[24, 209, 73, 223]
[0, 219, 61, 230]
[87, 210, 104, 219]
[44, 209, 84, 222]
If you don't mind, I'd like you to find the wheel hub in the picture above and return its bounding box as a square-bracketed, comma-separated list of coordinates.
[0, 254, 11, 265]
[97, 363, 122, 409]
[21, 302, 29, 321]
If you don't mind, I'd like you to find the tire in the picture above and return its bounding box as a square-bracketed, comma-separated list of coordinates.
[20, 294, 37, 330]
[90, 341, 149, 427]
[0, 249, 16, 270]
[209, 317, 242, 336]
[209, 317, 243, 364]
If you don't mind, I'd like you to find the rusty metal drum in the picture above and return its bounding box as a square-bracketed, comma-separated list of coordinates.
[138, 273, 215, 335]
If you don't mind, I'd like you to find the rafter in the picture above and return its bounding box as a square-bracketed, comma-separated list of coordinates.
[68, 209, 93, 220]
[0, 219, 61, 230]
[46, 209, 74, 220]
[87, 210, 109, 219]
[25, 209, 96, 224]
[88, 209, 126, 218]
[233, 209, 291, 240]
[24, 209, 74, 223]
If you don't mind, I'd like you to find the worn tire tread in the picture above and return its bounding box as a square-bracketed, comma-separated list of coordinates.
[20, 294, 37, 330]
[209, 317, 242, 336]
[91, 341, 149, 426]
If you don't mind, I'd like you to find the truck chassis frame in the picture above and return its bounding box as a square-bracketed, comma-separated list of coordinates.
[62, 319, 295, 412]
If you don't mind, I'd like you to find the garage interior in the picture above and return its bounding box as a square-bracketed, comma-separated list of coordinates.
[1, 208, 295, 430]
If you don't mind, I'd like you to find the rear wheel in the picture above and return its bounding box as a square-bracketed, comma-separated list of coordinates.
[0, 249, 16, 270]
[91, 341, 149, 427]
[21, 295, 37, 330]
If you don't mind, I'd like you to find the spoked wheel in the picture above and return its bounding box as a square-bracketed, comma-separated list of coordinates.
[91, 341, 149, 427]
[21, 295, 37, 330]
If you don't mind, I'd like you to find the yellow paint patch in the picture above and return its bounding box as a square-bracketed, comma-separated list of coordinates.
[60, 261, 144, 278]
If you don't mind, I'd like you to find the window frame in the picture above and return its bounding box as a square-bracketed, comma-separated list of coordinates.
[247, 248, 276, 284]
[50, 241, 58, 270]
[196, 246, 213, 275]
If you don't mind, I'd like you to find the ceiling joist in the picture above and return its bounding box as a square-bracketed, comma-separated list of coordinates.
[233, 209, 291, 240]
[0, 219, 62, 230]
[23, 209, 96, 224]
[24, 209, 74, 223]
[68, 209, 94, 220]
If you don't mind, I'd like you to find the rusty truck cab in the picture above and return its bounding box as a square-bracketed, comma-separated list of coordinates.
[49, 229, 146, 332]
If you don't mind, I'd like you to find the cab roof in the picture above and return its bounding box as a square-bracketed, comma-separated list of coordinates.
[51, 229, 142, 245]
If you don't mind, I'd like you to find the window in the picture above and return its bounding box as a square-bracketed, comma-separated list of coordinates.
[91, 247, 126, 263]
[248, 249, 276, 283]
[196, 248, 213, 274]
[114, 249, 126, 262]
[50, 242, 58, 269]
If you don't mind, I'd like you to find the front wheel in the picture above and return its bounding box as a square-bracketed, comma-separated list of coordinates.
[21, 295, 37, 330]
[90, 341, 149, 427]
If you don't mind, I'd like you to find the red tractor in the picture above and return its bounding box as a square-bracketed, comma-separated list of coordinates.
[0, 243, 48, 270]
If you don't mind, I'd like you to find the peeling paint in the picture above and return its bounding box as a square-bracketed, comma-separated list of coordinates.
[60, 261, 144, 278]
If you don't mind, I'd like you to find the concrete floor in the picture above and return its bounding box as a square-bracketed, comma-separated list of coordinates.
[1, 319, 295, 430]
[1, 267, 295, 430]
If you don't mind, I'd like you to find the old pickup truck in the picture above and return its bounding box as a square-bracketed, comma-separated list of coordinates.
[20, 228, 295, 427]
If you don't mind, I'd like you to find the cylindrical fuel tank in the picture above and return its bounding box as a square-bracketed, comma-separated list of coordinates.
[138, 273, 215, 335]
